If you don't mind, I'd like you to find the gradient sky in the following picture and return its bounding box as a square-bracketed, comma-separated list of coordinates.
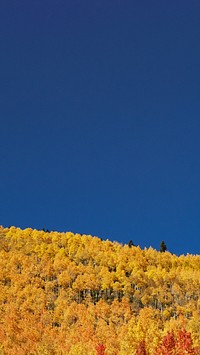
[1, 1, 200, 255]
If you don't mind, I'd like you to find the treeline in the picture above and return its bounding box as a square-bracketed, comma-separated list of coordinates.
[0, 226, 199, 354]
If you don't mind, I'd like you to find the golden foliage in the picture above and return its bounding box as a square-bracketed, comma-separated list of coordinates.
[0, 226, 199, 354]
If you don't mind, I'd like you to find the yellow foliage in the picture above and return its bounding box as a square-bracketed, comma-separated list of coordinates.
[0, 226, 199, 354]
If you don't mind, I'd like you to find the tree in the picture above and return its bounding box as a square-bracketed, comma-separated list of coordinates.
[95, 344, 106, 355]
[136, 340, 147, 355]
[155, 331, 175, 354]
[160, 241, 167, 253]
[128, 240, 135, 248]
[155, 329, 199, 354]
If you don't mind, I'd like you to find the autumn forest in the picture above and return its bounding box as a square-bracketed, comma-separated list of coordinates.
[0, 226, 199, 354]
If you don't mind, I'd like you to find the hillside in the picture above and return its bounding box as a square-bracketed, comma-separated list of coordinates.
[0, 226, 199, 354]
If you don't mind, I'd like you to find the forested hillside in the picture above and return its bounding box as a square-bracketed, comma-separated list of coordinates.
[0, 226, 199, 354]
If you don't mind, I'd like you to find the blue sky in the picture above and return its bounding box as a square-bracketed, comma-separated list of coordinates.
[1, 1, 200, 255]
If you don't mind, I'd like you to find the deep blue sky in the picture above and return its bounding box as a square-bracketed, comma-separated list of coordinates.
[1, 1, 200, 255]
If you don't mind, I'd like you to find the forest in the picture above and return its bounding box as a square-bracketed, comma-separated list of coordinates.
[0, 226, 199, 354]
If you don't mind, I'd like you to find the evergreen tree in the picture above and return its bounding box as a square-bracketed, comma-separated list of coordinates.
[128, 240, 135, 248]
[160, 240, 167, 252]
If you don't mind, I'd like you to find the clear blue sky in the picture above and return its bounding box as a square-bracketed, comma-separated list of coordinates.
[1, 1, 200, 255]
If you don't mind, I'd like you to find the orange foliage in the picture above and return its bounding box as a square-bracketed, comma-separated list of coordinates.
[155, 329, 199, 355]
